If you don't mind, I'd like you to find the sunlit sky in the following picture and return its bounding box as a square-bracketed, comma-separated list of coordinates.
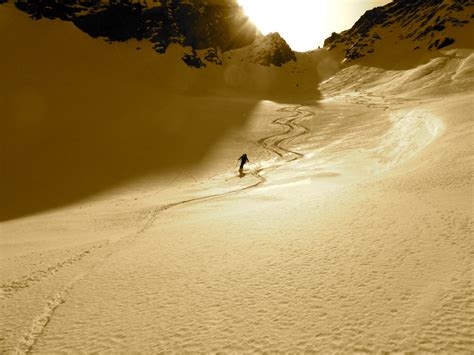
[237, 0, 392, 52]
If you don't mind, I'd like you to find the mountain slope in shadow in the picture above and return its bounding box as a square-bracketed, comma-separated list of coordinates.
[0, 6, 259, 221]
[0, 4, 329, 221]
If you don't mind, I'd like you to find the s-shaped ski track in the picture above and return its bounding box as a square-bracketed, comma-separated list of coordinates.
[12, 104, 314, 353]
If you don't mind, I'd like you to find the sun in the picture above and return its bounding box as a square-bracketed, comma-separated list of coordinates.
[237, 0, 330, 52]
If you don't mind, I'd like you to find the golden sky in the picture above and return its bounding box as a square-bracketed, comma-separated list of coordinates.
[237, 0, 392, 51]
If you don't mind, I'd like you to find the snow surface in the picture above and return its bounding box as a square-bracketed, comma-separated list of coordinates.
[1, 3, 473, 353]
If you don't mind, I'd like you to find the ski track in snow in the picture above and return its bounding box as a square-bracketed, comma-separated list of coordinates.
[257, 105, 313, 160]
[9, 104, 314, 353]
[0, 243, 107, 301]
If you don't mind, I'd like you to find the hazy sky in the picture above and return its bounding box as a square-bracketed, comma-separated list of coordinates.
[237, 0, 392, 51]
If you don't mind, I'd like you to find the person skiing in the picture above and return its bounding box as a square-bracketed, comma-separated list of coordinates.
[238, 153, 249, 170]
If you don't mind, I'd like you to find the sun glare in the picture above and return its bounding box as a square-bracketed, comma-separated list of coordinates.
[238, 0, 330, 52]
[237, 0, 392, 52]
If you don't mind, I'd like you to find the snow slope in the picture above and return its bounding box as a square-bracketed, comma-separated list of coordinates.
[1, 1, 473, 353]
[0, 3, 330, 221]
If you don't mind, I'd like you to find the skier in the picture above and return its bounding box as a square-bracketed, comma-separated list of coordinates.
[238, 153, 249, 171]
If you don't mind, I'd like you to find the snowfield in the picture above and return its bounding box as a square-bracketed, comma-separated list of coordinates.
[1, 3, 473, 353]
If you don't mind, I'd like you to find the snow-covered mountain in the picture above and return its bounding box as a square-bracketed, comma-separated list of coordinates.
[4, 0, 296, 67]
[180, 32, 296, 68]
[238, 32, 297, 66]
[324, 0, 474, 62]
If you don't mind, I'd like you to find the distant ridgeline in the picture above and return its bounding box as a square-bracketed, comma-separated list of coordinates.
[5, 0, 296, 67]
[324, 0, 474, 62]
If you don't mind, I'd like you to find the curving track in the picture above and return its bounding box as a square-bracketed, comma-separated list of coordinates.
[6, 104, 315, 353]
[258, 105, 313, 161]
[134, 104, 315, 240]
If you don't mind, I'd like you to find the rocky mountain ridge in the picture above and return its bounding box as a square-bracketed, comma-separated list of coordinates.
[324, 0, 474, 62]
[4, 0, 296, 68]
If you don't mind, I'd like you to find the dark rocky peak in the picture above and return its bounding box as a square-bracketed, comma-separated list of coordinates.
[350, 6, 388, 37]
